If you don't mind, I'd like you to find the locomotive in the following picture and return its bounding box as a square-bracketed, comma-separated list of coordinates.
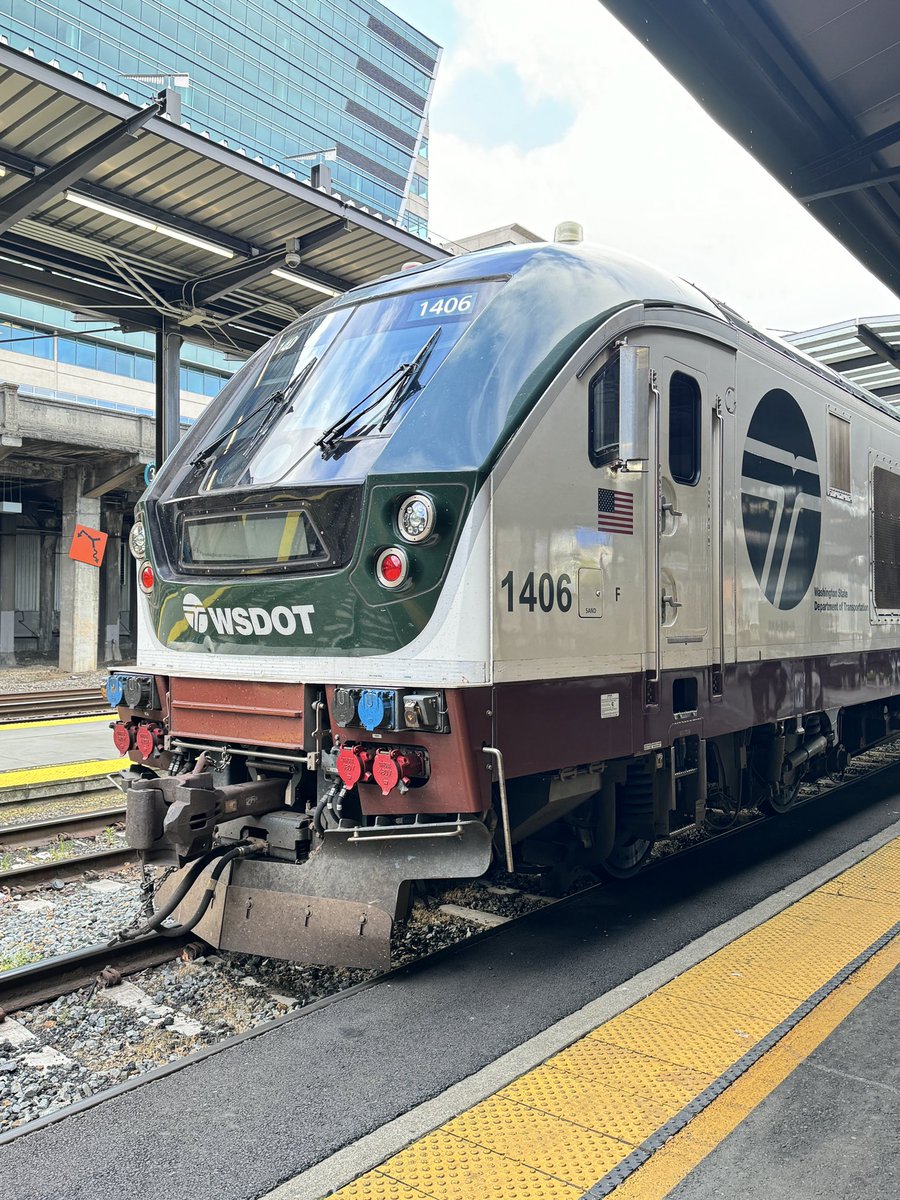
[109, 237, 900, 967]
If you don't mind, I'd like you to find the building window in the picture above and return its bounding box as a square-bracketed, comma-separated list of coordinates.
[411, 172, 428, 198]
[669, 371, 701, 485]
[0, 320, 53, 359]
[828, 411, 851, 499]
[589, 353, 620, 469]
[418, 137, 428, 159]
[402, 211, 428, 238]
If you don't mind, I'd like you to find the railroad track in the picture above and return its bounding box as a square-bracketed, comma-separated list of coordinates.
[0, 808, 126, 846]
[0, 688, 111, 723]
[0, 805, 131, 889]
[0, 933, 194, 1013]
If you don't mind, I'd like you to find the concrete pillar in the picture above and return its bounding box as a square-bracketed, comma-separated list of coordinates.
[58, 468, 101, 674]
[100, 509, 123, 664]
[38, 531, 58, 656]
[0, 514, 16, 667]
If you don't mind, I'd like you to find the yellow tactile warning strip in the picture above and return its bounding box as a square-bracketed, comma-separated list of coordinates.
[610, 934, 900, 1199]
[0, 758, 128, 790]
[329, 838, 900, 1200]
[0, 713, 111, 732]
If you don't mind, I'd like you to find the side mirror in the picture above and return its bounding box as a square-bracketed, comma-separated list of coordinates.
[618, 345, 650, 465]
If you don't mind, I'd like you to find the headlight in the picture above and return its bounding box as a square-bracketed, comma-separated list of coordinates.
[129, 520, 146, 560]
[397, 494, 435, 543]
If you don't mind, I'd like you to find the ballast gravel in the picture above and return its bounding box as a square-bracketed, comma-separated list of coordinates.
[0, 868, 147, 969]
[0, 866, 555, 1133]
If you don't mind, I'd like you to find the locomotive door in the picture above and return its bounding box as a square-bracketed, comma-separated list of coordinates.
[656, 354, 713, 668]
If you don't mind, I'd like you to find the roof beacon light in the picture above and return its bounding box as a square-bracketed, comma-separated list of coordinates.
[554, 221, 583, 244]
[375, 547, 408, 589]
[397, 494, 435, 543]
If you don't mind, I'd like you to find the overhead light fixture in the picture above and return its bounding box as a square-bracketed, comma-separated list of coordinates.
[271, 268, 339, 297]
[64, 190, 234, 258]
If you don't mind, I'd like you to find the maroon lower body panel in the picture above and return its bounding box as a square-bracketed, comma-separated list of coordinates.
[169, 677, 305, 749]
[494, 646, 900, 779]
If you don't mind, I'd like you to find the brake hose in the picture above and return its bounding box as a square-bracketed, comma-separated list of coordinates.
[109, 842, 238, 945]
[158, 840, 261, 938]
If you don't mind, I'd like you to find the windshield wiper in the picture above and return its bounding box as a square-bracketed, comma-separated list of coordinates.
[190, 356, 319, 468]
[316, 327, 442, 460]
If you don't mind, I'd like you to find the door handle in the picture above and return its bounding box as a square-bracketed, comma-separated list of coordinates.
[661, 591, 682, 616]
[660, 499, 683, 519]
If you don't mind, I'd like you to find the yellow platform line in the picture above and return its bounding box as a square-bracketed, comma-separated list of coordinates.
[0, 713, 111, 732]
[0, 758, 128, 789]
[329, 837, 900, 1200]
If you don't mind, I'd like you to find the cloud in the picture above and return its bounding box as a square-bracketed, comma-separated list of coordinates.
[425, 0, 897, 330]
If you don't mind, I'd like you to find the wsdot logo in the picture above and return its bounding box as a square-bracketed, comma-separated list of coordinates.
[183, 594, 209, 634]
[181, 593, 315, 638]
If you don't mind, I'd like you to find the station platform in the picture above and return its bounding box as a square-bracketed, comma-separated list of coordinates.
[0, 716, 126, 788]
[0, 768, 898, 1200]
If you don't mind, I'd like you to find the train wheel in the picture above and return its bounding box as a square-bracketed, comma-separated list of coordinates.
[758, 772, 804, 815]
[598, 759, 656, 878]
[599, 830, 654, 879]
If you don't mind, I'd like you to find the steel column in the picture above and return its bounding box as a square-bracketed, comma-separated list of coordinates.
[155, 321, 182, 468]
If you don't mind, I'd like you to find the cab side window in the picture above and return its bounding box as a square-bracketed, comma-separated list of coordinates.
[589, 353, 620, 468]
[669, 371, 701, 485]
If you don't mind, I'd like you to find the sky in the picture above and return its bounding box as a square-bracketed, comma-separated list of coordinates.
[385, 0, 899, 333]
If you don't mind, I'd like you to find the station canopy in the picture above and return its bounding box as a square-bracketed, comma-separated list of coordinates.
[785, 316, 900, 408]
[601, 1, 900, 299]
[0, 43, 449, 357]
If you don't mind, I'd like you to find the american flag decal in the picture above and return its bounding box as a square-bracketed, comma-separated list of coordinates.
[597, 487, 634, 534]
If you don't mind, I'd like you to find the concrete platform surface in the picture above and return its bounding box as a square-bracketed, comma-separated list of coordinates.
[665, 964, 899, 1200]
[0, 767, 898, 1200]
[0, 717, 117, 774]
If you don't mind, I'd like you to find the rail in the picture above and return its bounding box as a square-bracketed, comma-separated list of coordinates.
[0, 688, 111, 723]
[0, 933, 192, 1014]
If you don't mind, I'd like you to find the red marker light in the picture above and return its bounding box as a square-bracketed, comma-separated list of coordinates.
[375, 546, 408, 589]
[112, 722, 133, 755]
[139, 562, 155, 592]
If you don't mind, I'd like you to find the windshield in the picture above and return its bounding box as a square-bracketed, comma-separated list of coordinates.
[188, 281, 502, 492]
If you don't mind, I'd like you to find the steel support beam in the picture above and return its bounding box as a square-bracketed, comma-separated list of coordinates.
[155, 321, 182, 468]
[801, 117, 900, 184]
[0, 100, 162, 235]
[856, 324, 900, 370]
[183, 249, 284, 308]
[0, 246, 273, 355]
[183, 221, 352, 307]
[800, 165, 900, 204]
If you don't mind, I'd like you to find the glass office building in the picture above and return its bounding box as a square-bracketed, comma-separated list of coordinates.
[0, 0, 437, 235]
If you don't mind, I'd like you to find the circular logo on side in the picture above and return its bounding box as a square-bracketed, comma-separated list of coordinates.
[741, 388, 820, 610]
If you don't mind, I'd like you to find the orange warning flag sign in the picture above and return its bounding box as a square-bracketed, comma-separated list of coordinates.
[69, 523, 108, 567]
